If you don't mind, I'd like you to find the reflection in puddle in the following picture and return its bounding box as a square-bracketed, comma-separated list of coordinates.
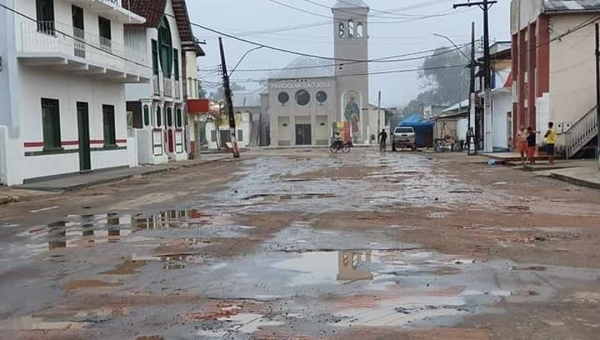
[11, 209, 219, 257]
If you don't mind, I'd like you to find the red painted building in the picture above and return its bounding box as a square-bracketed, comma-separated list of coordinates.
[511, 0, 600, 157]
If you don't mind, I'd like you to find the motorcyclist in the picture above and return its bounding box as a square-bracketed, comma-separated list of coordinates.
[333, 132, 343, 150]
[378, 129, 388, 151]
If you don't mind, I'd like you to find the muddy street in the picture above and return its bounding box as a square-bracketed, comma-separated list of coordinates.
[1, 148, 600, 340]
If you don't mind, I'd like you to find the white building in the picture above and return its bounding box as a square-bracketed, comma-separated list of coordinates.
[205, 112, 253, 150]
[124, 0, 203, 164]
[266, 0, 375, 146]
[0, 0, 148, 185]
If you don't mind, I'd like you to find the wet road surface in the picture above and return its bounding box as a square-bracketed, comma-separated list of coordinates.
[1, 149, 600, 340]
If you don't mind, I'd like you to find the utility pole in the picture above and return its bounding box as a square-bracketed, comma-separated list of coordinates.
[454, 0, 496, 153]
[596, 23, 600, 167]
[218, 37, 240, 158]
[469, 21, 476, 155]
[377, 91, 382, 134]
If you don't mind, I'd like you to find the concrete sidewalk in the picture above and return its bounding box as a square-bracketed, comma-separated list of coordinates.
[14, 154, 230, 192]
[538, 162, 600, 190]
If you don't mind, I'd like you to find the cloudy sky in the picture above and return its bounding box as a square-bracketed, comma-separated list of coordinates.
[187, 0, 511, 107]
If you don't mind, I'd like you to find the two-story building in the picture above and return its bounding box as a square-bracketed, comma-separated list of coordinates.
[0, 0, 148, 185]
[511, 0, 600, 158]
[124, 0, 203, 164]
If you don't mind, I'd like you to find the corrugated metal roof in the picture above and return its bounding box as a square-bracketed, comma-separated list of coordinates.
[333, 0, 369, 9]
[232, 88, 264, 108]
[544, 0, 600, 12]
[269, 56, 334, 80]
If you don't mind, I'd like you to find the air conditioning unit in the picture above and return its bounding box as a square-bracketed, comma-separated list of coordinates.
[563, 122, 572, 132]
[556, 123, 564, 134]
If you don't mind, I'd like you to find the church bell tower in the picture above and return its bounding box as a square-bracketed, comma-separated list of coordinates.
[332, 0, 369, 143]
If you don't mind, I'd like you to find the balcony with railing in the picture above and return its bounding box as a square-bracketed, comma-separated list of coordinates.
[175, 79, 181, 99]
[66, 0, 143, 23]
[17, 19, 150, 83]
[164, 77, 173, 98]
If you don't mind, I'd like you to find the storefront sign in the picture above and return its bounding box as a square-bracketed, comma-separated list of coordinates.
[270, 81, 333, 90]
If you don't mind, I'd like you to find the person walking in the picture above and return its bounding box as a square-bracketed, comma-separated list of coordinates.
[526, 127, 537, 165]
[516, 126, 528, 164]
[378, 129, 388, 152]
[544, 122, 557, 165]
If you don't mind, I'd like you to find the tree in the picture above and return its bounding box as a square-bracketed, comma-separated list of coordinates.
[402, 47, 470, 115]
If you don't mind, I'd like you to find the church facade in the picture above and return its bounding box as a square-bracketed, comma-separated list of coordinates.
[266, 0, 374, 146]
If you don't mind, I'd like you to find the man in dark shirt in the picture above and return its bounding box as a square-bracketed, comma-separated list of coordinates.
[378, 129, 388, 151]
[526, 127, 537, 165]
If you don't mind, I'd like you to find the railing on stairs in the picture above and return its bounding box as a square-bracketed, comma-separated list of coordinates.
[565, 106, 597, 159]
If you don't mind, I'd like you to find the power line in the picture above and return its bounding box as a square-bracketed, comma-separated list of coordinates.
[227, 63, 469, 83]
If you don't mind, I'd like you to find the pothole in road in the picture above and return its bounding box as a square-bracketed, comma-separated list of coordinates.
[243, 193, 336, 201]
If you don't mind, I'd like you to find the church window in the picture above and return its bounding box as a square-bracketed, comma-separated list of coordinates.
[338, 22, 345, 38]
[357, 23, 364, 38]
[316, 91, 327, 103]
[295, 90, 310, 106]
[348, 20, 355, 38]
[278, 92, 290, 105]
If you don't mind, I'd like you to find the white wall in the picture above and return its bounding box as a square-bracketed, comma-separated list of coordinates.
[549, 14, 599, 126]
[491, 91, 512, 149]
[12, 66, 129, 184]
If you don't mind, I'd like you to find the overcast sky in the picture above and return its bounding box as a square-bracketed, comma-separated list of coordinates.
[187, 0, 511, 107]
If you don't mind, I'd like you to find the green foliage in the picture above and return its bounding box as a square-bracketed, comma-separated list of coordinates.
[402, 47, 470, 116]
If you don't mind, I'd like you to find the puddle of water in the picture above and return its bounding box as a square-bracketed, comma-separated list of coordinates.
[334, 295, 469, 327]
[7, 208, 248, 260]
[0, 316, 89, 330]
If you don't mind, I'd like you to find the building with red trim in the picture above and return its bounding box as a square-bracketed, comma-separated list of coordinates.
[0, 0, 149, 185]
[511, 0, 600, 157]
[124, 0, 204, 164]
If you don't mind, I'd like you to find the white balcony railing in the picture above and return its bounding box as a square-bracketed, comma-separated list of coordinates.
[153, 75, 160, 95]
[175, 80, 181, 99]
[164, 77, 173, 97]
[18, 19, 147, 78]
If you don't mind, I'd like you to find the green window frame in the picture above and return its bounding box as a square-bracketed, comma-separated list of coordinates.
[158, 17, 173, 77]
[151, 39, 159, 76]
[173, 48, 179, 81]
[237, 129, 243, 142]
[167, 107, 173, 127]
[102, 105, 116, 146]
[41, 98, 61, 150]
[156, 106, 162, 127]
[143, 105, 150, 126]
[176, 108, 182, 128]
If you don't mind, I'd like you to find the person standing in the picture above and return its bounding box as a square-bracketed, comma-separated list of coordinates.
[544, 122, 557, 165]
[526, 127, 537, 165]
[378, 129, 388, 152]
[516, 126, 528, 164]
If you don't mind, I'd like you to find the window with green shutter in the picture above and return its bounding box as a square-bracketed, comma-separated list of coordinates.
[174, 48, 179, 80]
[151, 40, 159, 76]
[41, 98, 61, 150]
[143, 105, 150, 126]
[156, 106, 162, 126]
[102, 105, 116, 146]
[158, 17, 173, 77]
[176, 108, 182, 128]
[167, 107, 173, 127]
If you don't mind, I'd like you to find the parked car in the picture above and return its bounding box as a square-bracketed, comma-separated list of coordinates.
[392, 127, 417, 151]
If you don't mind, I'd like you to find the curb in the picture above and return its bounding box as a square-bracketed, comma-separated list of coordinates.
[17, 157, 231, 193]
[549, 173, 600, 190]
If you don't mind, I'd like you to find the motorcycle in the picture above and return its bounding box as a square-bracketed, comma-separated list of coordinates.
[330, 140, 353, 154]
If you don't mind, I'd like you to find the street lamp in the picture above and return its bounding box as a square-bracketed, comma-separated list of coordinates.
[432, 33, 470, 62]
[229, 46, 263, 77]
